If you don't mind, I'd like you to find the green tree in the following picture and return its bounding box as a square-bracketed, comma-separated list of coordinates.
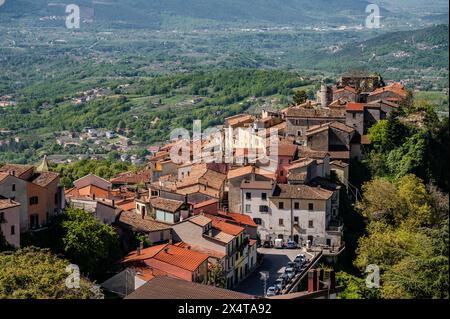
[208, 263, 226, 288]
[57, 208, 120, 278]
[336, 272, 380, 299]
[0, 247, 96, 299]
[292, 90, 308, 105]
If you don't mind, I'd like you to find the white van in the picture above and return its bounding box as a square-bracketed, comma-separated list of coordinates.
[274, 238, 284, 249]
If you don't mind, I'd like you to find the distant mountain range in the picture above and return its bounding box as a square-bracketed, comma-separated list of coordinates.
[298, 24, 449, 76]
[0, 0, 432, 28]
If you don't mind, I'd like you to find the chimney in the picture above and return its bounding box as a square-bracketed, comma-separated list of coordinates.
[250, 165, 256, 181]
[164, 247, 169, 253]
[112, 199, 115, 207]
[307, 269, 318, 293]
[139, 241, 144, 250]
[136, 246, 141, 256]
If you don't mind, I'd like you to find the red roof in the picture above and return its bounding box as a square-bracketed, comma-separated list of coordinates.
[123, 243, 209, 272]
[110, 170, 151, 185]
[218, 212, 258, 228]
[346, 102, 365, 112]
[210, 218, 244, 236]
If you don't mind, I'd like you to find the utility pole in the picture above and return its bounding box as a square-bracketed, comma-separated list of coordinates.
[260, 271, 269, 296]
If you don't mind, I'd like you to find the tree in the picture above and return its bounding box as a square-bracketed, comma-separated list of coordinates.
[336, 272, 380, 299]
[292, 90, 308, 105]
[208, 263, 226, 288]
[0, 229, 12, 252]
[57, 208, 120, 278]
[356, 175, 432, 228]
[0, 247, 96, 299]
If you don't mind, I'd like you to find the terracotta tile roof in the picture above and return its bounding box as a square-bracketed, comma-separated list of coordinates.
[176, 164, 226, 191]
[284, 107, 346, 118]
[118, 210, 171, 233]
[125, 276, 253, 299]
[176, 242, 226, 259]
[0, 198, 20, 209]
[328, 151, 350, 160]
[276, 142, 298, 157]
[297, 147, 330, 159]
[206, 215, 244, 236]
[334, 85, 358, 94]
[115, 199, 136, 211]
[346, 102, 365, 112]
[193, 198, 219, 209]
[189, 215, 211, 227]
[122, 244, 166, 263]
[330, 121, 356, 134]
[0, 164, 34, 179]
[31, 171, 59, 187]
[288, 158, 315, 170]
[227, 166, 275, 180]
[369, 82, 406, 98]
[176, 184, 220, 198]
[77, 184, 110, 199]
[272, 184, 333, 200]
[225, 114, 254, 127]
[211, 230, 235, 244]
[240, 180, 274, 190]
[222, 212, 258, 228]
[0, 173, 10, 183]
[110, 170, 151, 185]
[151, 244, 209, 272]
[149, 197, 184, 213]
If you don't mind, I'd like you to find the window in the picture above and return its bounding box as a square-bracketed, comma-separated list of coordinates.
[279, 159, 284, 164]
[297, 131, 302, 136]
[294, 216, 299, 224]
[29, 196, 38, 205]
[352, 113, 356, 119]
[261, 192, 267, 200]
[259, 205, 269, 213]
[308, 203, 314, 211]
[278, 202, 284, 209]
[294, 202, 300, 210]
[30, 214, 39, 228]
[0, 212, 4, 222]
[308, 220, 314, 228]
[245, 204, 251, 213]
[54, 193, 58, 205]
[245, 192, 251, 200]
[253, 218, 262, 225]
[279, 218, 284, 226]
[11, 225, 15, 235]
[12, 184, 16, 192]
[280, 170, 284, 176]
[151, 190, 159, 196]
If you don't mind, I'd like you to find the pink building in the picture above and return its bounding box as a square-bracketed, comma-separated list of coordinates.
[0, 197, 20, 247]
[275, 142, 298, 183]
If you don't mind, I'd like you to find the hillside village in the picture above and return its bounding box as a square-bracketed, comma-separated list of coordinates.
[1, 73, 410, 298]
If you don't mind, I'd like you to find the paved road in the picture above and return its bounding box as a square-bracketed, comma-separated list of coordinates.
[234, 248, 310, 296]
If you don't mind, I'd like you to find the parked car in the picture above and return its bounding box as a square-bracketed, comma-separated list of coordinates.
[262, 240, 274, 248]
[285, 267, 295, 280]
[274, 238, 285, 249]
[286, 240, 297, 249]
[275, 278, 285, 291]
[266, 286, 278, 297]
[287, 261, 299, 273]
[280, 272, 290, 283]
